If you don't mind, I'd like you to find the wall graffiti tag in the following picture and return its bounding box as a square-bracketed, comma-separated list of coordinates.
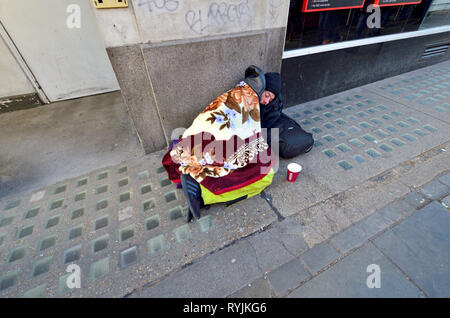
[137, 0, 179, 13]
[185, 0, 253, 35]
[268, 0, 283, 25]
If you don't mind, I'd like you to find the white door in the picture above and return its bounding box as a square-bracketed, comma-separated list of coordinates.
[0, 0, 119, 102]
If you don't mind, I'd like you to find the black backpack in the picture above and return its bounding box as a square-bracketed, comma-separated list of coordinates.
[261, 96, 314, 158]
[275, 113, 314, 158]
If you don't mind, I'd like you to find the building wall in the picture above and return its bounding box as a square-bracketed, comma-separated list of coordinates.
[93, 0, 291, 153]
[281, 31, 450, 107]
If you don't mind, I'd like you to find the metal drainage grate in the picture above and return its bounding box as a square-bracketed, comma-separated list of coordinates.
[421, 43, 449, 59]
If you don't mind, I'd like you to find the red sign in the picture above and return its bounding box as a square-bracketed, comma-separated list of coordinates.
[373, 0, 422, 6]
[302, 0, 366, 12]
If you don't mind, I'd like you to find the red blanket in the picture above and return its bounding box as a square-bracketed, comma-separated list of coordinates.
[162, 81, 275, 194]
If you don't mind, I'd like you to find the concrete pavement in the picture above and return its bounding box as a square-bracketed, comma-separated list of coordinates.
[0, 91, 144, 200]
[130, 172, 449, 298]
[0, 60, 449, 298]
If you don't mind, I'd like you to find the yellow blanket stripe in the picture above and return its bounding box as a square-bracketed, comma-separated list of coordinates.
[200, 168, 275, 205]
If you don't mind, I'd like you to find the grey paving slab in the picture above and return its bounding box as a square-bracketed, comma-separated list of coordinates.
[300, 199, 355, 242]
[395, 147, 450, 189]
[438, 171, 450, 187]
[288, 243, 424, 298]
[376, 195, 423, 223]
[331, 225, 371, 254]
[292, 196, 351, 244]
[299, 224, 326, 249]
[263, 158, 335, 218]
[272, 215, 304, 236]
[130, 240, 262, 298]
[376, 205, 403, 227]
[267, 258, 311, 297]
[247, 229, 297, 273]
[355, 210, 393, 238]
[300, 242, 341, 274]
[268, 226, 309, 256]
[364, 60, 450, 121]
[326, 176, 411, 229]
[227, 277, 274, 298]
[401, 191, 429, 210]
[419, 179, 449, 200]
[373, 202, 450, 297]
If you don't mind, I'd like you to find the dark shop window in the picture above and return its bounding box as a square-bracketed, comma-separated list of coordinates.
[285, 0, 448, 51]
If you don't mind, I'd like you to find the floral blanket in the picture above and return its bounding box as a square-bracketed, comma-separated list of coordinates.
[163, 81, 274, 193]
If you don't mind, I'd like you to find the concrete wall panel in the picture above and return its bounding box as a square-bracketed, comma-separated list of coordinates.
[90, 1, 142, 48]
[264, 27, 286, 73]
[142, 31, 269, 137]
[265, 0, 290, 29]
[107, 44, 167, 153]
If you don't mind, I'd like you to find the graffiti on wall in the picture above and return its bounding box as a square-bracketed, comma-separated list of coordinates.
[137, 0, 180, 14]
[132, 0, 288, 43]
[184, 0, 254, 35]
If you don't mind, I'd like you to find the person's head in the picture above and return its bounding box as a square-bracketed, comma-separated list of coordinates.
[260, 90, 275, 105]
[244, 65, 266, 98]
[260, 72, 281, 105]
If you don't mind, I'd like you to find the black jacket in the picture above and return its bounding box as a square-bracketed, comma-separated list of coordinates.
[260, 95, 283, 129]
[260, 95, 314, 158]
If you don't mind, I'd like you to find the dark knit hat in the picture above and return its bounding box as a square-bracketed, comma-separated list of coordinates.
[244, 65, 266, 98]
[264, 72, 281, 97]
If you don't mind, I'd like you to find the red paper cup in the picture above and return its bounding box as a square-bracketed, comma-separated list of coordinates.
[287, 163, 302, 183]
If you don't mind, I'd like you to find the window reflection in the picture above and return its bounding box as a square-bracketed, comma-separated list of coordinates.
[284, 0, 450, 51]
[420, 0, 450, 29]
